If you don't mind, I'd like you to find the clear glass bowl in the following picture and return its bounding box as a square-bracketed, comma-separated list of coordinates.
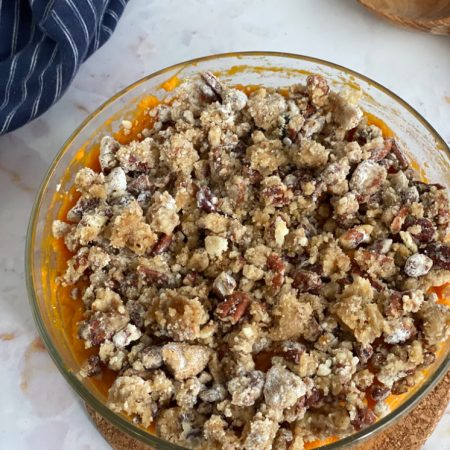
[26, 52, 450, 450]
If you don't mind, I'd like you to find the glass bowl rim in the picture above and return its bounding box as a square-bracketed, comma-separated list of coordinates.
[26, 51, 450, 449]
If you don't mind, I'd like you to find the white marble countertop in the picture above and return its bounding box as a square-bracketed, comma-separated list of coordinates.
[0, 1, 449, 448]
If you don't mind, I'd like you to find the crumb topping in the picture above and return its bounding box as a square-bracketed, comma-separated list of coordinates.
[56, 72, 450, 449]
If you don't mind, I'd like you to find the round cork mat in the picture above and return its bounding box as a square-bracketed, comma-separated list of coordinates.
[86, 370, 450, 450]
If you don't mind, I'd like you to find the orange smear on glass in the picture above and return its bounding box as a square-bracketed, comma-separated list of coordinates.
[305, 436, 339, 449]
[364, 112, 394, 138]
[160, 75, 181, 92]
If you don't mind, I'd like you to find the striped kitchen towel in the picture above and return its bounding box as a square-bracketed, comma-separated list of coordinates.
[0, 0, 128, 135]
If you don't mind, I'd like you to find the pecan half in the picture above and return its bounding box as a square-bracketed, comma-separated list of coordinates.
[216, 292, 250, 324]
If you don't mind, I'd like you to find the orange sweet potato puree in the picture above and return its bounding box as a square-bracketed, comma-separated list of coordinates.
[43, 80, 449, 447]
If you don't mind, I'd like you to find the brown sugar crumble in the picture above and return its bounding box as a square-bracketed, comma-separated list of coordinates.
[54, 73, 450, 449]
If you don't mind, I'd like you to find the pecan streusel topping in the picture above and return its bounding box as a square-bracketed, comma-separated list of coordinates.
[55, 72, 450, 449]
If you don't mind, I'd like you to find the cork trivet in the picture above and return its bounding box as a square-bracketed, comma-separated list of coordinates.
[86, 371, 450, 450]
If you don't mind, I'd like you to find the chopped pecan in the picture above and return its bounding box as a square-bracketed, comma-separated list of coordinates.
[261, 183, 289, 207]
[85, 355, 102, 377]
[183, 271, 199, 286]
[137, 266, 169, 285]
[369, 384, 390, 402]
[243, 165, 263, 185]
[196, 185, 218, 213]
[390, 207, 408, 234]
[369, 138, 392, 162]
[405, 217, 436, 243]
[303, 103, 316, 118]
[370, 352, 387, 372]
[127, 154, 151, 173]
[350, 160, 387, 196]
[201, 71, 223, 101]
[370, 238, 393, 255]
[267, 253, 285, 273]
[126, 300, 146, 328]
[423, 243, 450, 270]
[391, 375, 415, 395]
[127, 174, 153, 196]
[266, 253, 286, 289]
[216, 292, 250, 324]
[414, 180, 445, 193]
[367, 275, 385, 291]
[384, 291, 403, 318]
[420, 351, 436, 368]
[273, 341, 306, 364]
[351, 407, 377, 431]
[67, 198, 100, 222]
[354, 249, 397, 279]
[339, 225, 372, 250]
[404, 253, 433, 277]
[292, 269, 322, 293]
[306, 74, 329, 106]
[153, 234, 173, 255]
[345, 126, 357, 142]
[212, 272, 237, 298]
[354, 343, 373, 365]
[79, 316, 107, 346]
[305, 387, 324, 407]
[391, 139, 409, 169]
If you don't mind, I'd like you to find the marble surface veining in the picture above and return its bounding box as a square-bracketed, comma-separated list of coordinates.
[0, 1, 449, 449]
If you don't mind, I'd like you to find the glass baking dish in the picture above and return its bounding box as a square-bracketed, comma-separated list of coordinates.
[26, 52, 450, 449]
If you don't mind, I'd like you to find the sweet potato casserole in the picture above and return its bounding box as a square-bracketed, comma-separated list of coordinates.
[53, 72, 450, 449]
